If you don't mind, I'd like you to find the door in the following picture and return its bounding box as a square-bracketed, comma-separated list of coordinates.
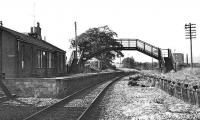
[20, 44, 32, 77]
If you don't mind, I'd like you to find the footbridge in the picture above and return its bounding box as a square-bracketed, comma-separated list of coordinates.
[68, 39, 175, 73]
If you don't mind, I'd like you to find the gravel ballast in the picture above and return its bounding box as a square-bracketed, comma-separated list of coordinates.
[37, 80, 113, 120]
[0, 80, 111, 120]
[90, 76, 200, 120]
[0, 98, 61, 120]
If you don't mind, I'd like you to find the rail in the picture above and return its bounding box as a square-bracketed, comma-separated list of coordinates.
[23, 73, 128, 120]
[77, 76, 124, 120]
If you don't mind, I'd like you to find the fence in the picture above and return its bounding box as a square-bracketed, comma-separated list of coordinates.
[141, 74, 200, 106]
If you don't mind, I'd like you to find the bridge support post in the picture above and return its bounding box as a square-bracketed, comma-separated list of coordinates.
[159, 60, 162, 68]
[158, 48, 162, 70]
[159, 61, 161, 68]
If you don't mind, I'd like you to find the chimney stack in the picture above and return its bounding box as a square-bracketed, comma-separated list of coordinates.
[30, 27, 33, 33]
[29, 22, 42, 39]
[36, 22, 41, 38]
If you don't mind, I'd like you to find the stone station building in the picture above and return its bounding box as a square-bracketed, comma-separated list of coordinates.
[0, 22, 66, 78]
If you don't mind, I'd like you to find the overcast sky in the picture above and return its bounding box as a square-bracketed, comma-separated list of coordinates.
[1, 0, 200, 63]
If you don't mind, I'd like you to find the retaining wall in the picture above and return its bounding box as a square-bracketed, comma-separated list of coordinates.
[3, 71, 133, 98]
[142, 74, 200, 106]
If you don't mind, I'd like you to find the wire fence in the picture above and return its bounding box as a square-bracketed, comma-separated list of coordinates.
[142, 74, 200, 106]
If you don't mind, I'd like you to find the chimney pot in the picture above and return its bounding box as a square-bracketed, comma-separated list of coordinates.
[37, 22, 40, 27]
[0, 21, 3, 26]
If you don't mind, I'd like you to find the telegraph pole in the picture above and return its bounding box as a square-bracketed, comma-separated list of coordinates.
[185, 23, 196, 68]
[186, 54, 189, 66]
[74, 21, 78, 59]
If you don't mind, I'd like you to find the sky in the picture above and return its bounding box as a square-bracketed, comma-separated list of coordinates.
[0, 0, 200, 63]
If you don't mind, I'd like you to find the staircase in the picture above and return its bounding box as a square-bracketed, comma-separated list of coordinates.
[67, 50, 85, 73]
[134, 39, 161, 59]
[67, 50, 78, 73]
[117, 39, 175, 71]
[162, 49, 175, 72]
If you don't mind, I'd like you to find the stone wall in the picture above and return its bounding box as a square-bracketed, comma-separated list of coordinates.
[3, 71, 132, 98]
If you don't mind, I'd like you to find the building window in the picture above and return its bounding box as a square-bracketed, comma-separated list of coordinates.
[37, 50, 44, 68]
[21, 45, 25, 69]
[60, 54, 64, 71]
[37, 50, 41, 68]
[42, 51, 46, 68]
[52, 53, 55, 68]
[17, 41, 20, 51]
[47, 52, 54, 68]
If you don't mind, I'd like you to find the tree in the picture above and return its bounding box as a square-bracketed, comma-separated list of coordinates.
[122, 57, 136, 68]
[142, 62, 151, 70]
[71, 25, 123, 66]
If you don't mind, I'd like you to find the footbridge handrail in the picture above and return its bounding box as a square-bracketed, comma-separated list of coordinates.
[79, 39, 162, 62]
[69, 38, 175, 73]
[116, 39, 159, 49]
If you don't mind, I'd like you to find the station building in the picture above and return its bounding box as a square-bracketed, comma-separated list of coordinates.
[0, 22, 66, 78]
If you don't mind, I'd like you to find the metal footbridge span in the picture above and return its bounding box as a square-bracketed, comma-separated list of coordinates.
[68, 39, 175, 73]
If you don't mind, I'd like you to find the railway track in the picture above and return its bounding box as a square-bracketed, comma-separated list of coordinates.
[23, 75, 126, 120]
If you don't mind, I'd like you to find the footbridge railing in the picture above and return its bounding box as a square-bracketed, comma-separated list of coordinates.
[68, 39, 175, 73]
[116, 39, 161, 59]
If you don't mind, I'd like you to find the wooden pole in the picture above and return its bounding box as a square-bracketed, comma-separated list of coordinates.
[75, 21, 78, 59]
[189, 23, 193, 68]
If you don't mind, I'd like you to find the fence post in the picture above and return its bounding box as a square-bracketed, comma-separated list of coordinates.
[193, 85, 198, 105]
[182, 84, 189, 102]
[188, 85, 196, 105]
[196, 87, 200, 107]
[170, 81, 175, 96]
[159, 79, 162, 89]
[175, 82, 182, 99]
[154, 77, 159, 88]
[167, 80, 171, 94]
[164, 79, 168, 92]
[151, 77, 156, 87]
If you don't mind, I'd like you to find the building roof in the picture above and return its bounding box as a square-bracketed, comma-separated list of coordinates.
[0, 26, 65, 53]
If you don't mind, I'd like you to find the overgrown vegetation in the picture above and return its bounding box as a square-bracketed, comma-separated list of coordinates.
[122, 57, 158, 70]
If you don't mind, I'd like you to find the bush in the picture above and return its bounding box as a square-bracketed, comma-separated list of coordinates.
[177, 63, 188, 70]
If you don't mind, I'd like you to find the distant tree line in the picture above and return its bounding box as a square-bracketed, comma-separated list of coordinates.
[122, 57, 158, 70]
